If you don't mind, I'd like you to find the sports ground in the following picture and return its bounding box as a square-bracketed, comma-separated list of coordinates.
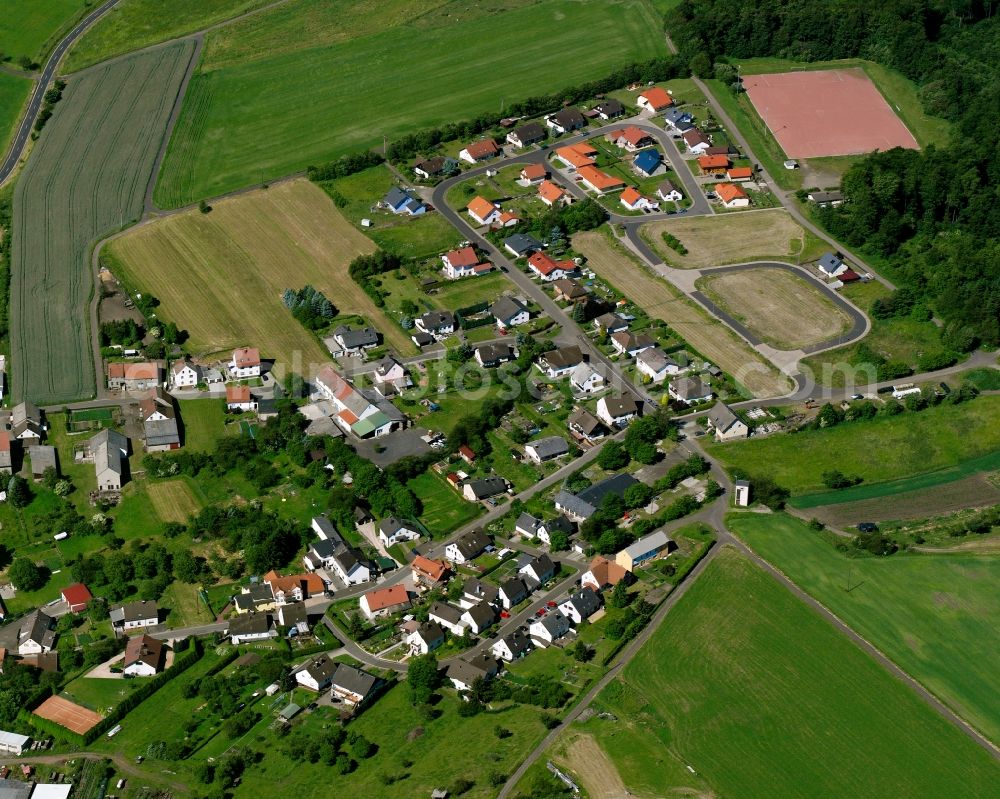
[743, 68, 919, 158]
[34, 694, 104, 735]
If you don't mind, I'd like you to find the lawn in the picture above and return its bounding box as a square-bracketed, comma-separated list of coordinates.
[408, 471, 482, 535]
[708, 395, 1000, 494]
[62, 677, 140, 716]
[107, 178, 416, 366]
[153, 0, 668, 206]
[0, 71, 31, 160]
[178, 398, 230, 451]
[641, 208, 827, 268]
[730, 512, 1000, 744]
[9, 41, 197, 405]
[161, 581, 214, 627]
[696, 267, 852, 350]
[572, 230, 792, 398]
[146, 478, 203, 523]
[62, 0, 273, 73]
[0, 0, 87, 64]
[571, 548, 1000, 798]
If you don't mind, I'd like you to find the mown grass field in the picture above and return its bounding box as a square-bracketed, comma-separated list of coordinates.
[0, 0, 86, 64]
[577, 548, 1000, 798]
[62, 0, 272, 73]
[154, 0, 667, 206]
[178, 398, 230, 451]
[107, 178, 416, 368]
[572, 230, 792, 398]
[642, 209, 827, 268]
[709, 395, 1000, 494]
[145, 478, 203, 523]
[9, 41, 196, 404]
[0, 71, 32, 158]
[730, 513, 1000, 745]
[697, 267, 852, 350]
[407, 471, 483, 534]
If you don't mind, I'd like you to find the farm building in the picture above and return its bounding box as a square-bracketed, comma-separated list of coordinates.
[90, 429, 129, 492]
[107, 361, 161, 392]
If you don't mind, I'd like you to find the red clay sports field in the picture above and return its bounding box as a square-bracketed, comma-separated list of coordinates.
[742, 69, 919, 159]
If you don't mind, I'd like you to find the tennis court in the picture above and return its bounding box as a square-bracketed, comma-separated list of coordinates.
[34, 695, 104, 734]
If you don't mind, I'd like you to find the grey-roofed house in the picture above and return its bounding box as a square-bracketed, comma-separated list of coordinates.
[668, 376, 713, 405]
[515, 512, 542, 539]
[528, 611, 571, 645]
[461, 601, 496, 634]
[110, 599, 159, 631]
[234, 583, 276, 614]
[656, 179, 683, 202]
[277, 602, 309, 633]
[808, 190, 844, 206]
[331, 325, 380, 356]
[406, 621, 445, 655]
[383, 186, 426, 215]
[537, 345, 583, 378]
[378, 516, 421, 547]
[303, 537, 341, 572]
[503, 233, 544, 258]
[570, 363, 604, 394]
[330, 547, 372, 585]
[448, 654, 500, 692]
[428, 601, 465, 635]
[559, 588, 601, 624]
[707, 400, 749, 441]
[498, 577, 529, 610]
[463, 577, 500, 606]
[518, 553, 556, 587]
[462, 475, 509, 502]
[0, 776, 33, 798]
[524, 435, 569, 464]
[229, 612, 277, 644]
[506, 121, 547, 148]
[817, 252, 847, 277]
[415, 310, 456, 339]
[491, 296, 530, 328]
[296, 655, 339, 691]
[567, 407, 608, 442]
[474, 342, 517, 368]
[8, 402, 43, 442]
[593, 312, 628, 333]
[616, 530, 673, 571]
[594, 98, 625, 119]
[547, 107, 586, 134]
[610, 331, 655, 357]
[27, 445, 57, 480]
[446, 529, 491, 564]
[91, 428, 129, 492]
[556, 473, 639, 522]
[491, 629, 533, 662]
[596, 395, 640, 428]
[413, 155, 459, 179]
[17, 610, 56, 655]
[636, 347, 678, 383]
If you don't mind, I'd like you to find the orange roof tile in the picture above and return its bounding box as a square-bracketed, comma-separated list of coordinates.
[226, 385, 251, 402]
[620, 187, 642, 205]
[363, 584, 410, 612]
[716, 182, 748, 202]
[445, 246, 478, 267]
[639, 86, 673, 110]
[555, 143, 597, 168]
[697, 155, 730, 170]
[233, 347, 260, 368]
[467, 196, 498, 221]
[464, 139, 500, 159]
[578, 165, 625, 191]
[412, 555, 448, 582]
[727, 166, 753, 179]
[538, 180, 566, 203]
[520, 163, 547, 180]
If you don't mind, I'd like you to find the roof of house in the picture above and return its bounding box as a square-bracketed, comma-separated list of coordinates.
[499, 577, 528, 601]
[578, 165, 625, 190]
[555, 143, 597, 168]
[444, 246, 479, 268]
[411, 621, 445, 645]
[552, 278, 586, 299]
[418, 310, 456, 330]
[636, 347, 673, 374]
[232, 347, 260, 368]
[229, 612, 272, 637]
[839, 268, 861, 282]
[379, 516, 417, 537]
[809, 190, 844, 203]
[716, 182, 748, 202]
[18, 610, 55, 650]
[475, 342, 516, 363]
[428, 601, 463, 625]
[110, 600, 158, 624]
[61, 583, 92, 607]
[27, 445, 57, 475]
[621, 530, 671, 559]
[538, 180, 566, 203]
[578, 473, 639, 507]
[301, 655, 339, 684]
[516, 512, 542, 535]
[526, 436, 568, 459]
[620, 187, 643, 206]
[570, 363, 601, 386]
[633, 149, 663, 174]
[727, 166, 753, 179]
[583, 555, 630, 588]
[593, 311, 627, 330]
[670, 376, 711, 400]
[708, 400, 741, 431]
[682, 128, 709, 147]
[657, 179, 681, 196]
[563, 587, 601, 617]
[412, 555, 448, 582]
[520, 163, 547, 180]
[447, 655, 499, 686]
[467, 195, 498, 220]
[464, 577, 500, 603]
[279, 602, 308, 626]
[459, 444, 476, 460]
[512, 121, 546, 141]
[226, 385, 252, 403]
[334, 325, 379, 348]
[550, 107, 585, 128]
[124, 634, 163, 670]
[522, 553, 555, 578]
[542, 345, 583, 370]
[463, 601, 495, 628]
[567, 407, 605, 436]
[91, 428, 128, 477]
[639, 86, 673, 109]
[532, 611, 569, 637]
[595, 98, 624, 115]
[452, 529, 491, 558]
[264, 570, 325, 596]
[504, 233, 543, 255]
[498, 629, 532, 657]
[491, 296, 529, 324]
[363, 584, 410, 613]
[463, 139, 500, 159]
[818, 252, 844, 271]
[138, 387, 175, 421]
[107, 361, 159, 381]
[465, 476, 508, 499]
[600, 394, 640, 417]
[414, 155, 448, 174]
[528, 251, 572, 276]
[144, 417, 181, 448]
[697, 154, 730, 170]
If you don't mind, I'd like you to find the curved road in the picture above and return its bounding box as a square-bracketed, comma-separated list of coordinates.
[0, 0, 121, 186]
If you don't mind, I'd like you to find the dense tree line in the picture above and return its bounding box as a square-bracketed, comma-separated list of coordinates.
[348, 250, 402, 307]
[99, 319, 143, 346]
[669, 0, 1000, 348]
[282, 284, 336, 330]
[306, 150, 385, 182]
[0, 194, 10, 340]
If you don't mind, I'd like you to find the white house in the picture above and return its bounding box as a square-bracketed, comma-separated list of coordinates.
[619, 187, 659, 212]
[636, 87, 673, 113]
[445, 530, 490, 564]
[329, 549, 372, 585]
[682, 129, 711, 155]
[524, 436, 569, 464]
[668, 376, 713, 405]
[498, 578, 529, 610]
[296, 655, 338, 692]
[558, 588, 601, 624]
[406, 621, 445, 655]
[16, 611, 55, 655]
[91, 428, 129, 492]
[229, 347, 261, 379]
[330, 664, 378, 706]
[716, 182, 750, 209]
[447, 655, 499, 692]
[229, 613, 278, 644]
[225, 385, 257, 412]
[610, 331, 655, 358]
[378, 516, 420, 547]
[707, 401, 749, 441]
[170, 359, 200, 388]
[537, 346, 583, 378]
[518, 554, 556, 586]
[415, 310, 456, 339]
[656, 180, 683, 203]
[428, 601, 465, 636]
[570, 363, 605, 393]
[527, 251, 573, 282]
[636, 348, 679, 383]
[466, 196, 502, 226]
[459, 139, 500, 163]
[359, 584, 411, 620]
[371, 356, 411, 393]
[123, 634, 164, 677]
[460, 602, 496, 634]
[110, 600, 159, 632]
[491, 630, 533, 662]
[529, 611, 571, 645]
[596, 395, 640, 428]
[817, 252, 848, 278]
[491, 296, 530, 328]
[442, 246, 491, 279]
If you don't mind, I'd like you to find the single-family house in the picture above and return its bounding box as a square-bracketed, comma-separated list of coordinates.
[619, 187, 659, 212]
[331, 664, 379, 706]
[558, 588, 601, 624]
[61, 583, 92, 614]
[491, 296, 530, 328]
[123, 635, 165, 677]
[606, 126, 653, 151]
[441, 246, 492, 280]
[716, 182, 750, 208]
[491, 630, 533, 662]
[461, 602, 496, 634]
[527, 251, 574, 282]
[225, 385, 257, 412]
[413, 155, 458, 179]
[498, 577, 529, 610]
[519, 163, 548, 184]
[447, 654, 499, 692]
[462, 475, 509, 502]
[139, 388, 180, 451]
[412, 555, 449, 588]
[459, 445, 476, 464]
[7, 401, 43, 443]
[91, 428, 129, 492]
[229, 612, 277, 644]
[697, 154, 730, 174]
[593, 312, 628, 334]
[110, 600, 159, 632]
[529, 611, 571, 645]
[27, 445, 57, 481]
[518, 553, 556, 587]
[466, 195, 501, 226]
[329, 548, 372, 585]
[632, 149, 663, 176]
[682, 129, 711, 155]
[580, 555, 632, 592]
[578, 165, 625, 194]
[537, 345, 583, 378]
[463, 577, 500, 607]
[359, 584, 411, 620]
[727, 166, 754, 181]
[610, 331, 655, 357]
[552, 278, 587, 303]
[229, 347, 261, 379]
[459, 138, 500, 163]
[817, 252, 847, 277]
[507, 122, 547, 148]
[596, 395, 640, 428]
[503, 233, 544, 258]
[277, 602, 309, 634]
[538, 180, 569, 207]
[371, 356, 411, 395]
[406, 621, 445, 655]
[296, 655, 339, 691]
[383, 186, 426, 215]
[379, 516, 421, 547]
[808, 190, 844, 206]
[445, 529, 491, 564]
[107, 361, 161, 392]
[555, 142, 597, 170]
[594, 98, 625, 119]
[264, 570, 326, 603]
[637, 87, 673, 113]
[617, 530, 673, 571]
[17, 611, 55, 655]
[332, 325, 380, 356]
[514, 512, 543, 539]
[636, 347, 679, 383]
[668, 375, 713, 405]
[170, 359, 200, 388]
[234, 583, 276, 614]
[663, 107, 694, 131]
[428, 601, 465, 636]
[546, 107, 586, 134]
[707, 401, 749, 441]
[570, 363, 604, 393]
[656, 179, 683, 202]
[524, 436, 569, 464]
[415, 310, 456, 339]
[474, 342, 517, 368]
[567, 407, 608, 442]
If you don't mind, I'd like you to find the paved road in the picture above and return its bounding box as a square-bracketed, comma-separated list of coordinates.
[0, 0, 121, 187]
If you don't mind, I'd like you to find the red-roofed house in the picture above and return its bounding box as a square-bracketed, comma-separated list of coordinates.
[359, 584, 411, 619]
[61, 583, 93, 614]
[606, 126, 654, 151]
[520, 164, 547, 184]
[441, 247, 492, 279]
[412, 555, 449, 588]
[226, 385, 257, 412]
[467, 196, 501, 226]
[578, 165, 626, 195]
[839, 269, 861, 283]
[229, 347, 261, 379]
[555, 143, 597, 170]
[496, 210, 521, 228]
[107, 362, 161, 391]
[716, 182, 750, 208]
[697, 155, 731, 174]
[727, 166, 754, 181]
[459, 139, 500, 163]
[528, 251, 575, 282]
[264, 570, 325, 604]
[637, 87, 673, 113]
[538, 180, 569, 207]
[459, 445, 476, 464]
[620, 187, 659, 212]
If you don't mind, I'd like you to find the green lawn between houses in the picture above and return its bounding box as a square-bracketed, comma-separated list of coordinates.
[729, 512, 1000, 744]
[557, 547, 1000, 798]
[407, 471, 483, 535]
[707, 394, 1000, 495]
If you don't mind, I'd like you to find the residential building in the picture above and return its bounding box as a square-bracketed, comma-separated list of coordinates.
[462, 476, 508, 502]
[607, 126, 654, 151]
[727, 166, 753, 181]
[697, 154, 730, 173]
[415, 310, 456, 339]
[412, 555, 449, 588]
[663, 107, 694, 131]
[378, 516, 420, 547]
[538, 180, 569, 207]
[329, 548, 372, 585]
[441, 246, 491, 279]
[139, 387, 180, 451]
[555, 473, 639, 522]
[524, 436, 569, 463]
[359, 584, 411, 620]
[529, 611, 571, 645]
[406, 621, 445, 655]
[527, 251, 575, 282]
[637, 87, 673, 113]
[107, 362, 160, 392]
[537, 345, 583, 378]
[682, 128, 711, 154]
[519, 163, 548, 183]
[611, 331, 655, 358]
[577, 165, 625, 194]
[569, 363, 604, 394]
[514, 512, 543, 539]
[371, 356, 411, 395]
[413, 155, 458, 179]
[331, 325, 380, 356]
[383, 186, 426, 215]
[632, 149, 663, 176]
[491, 630, 533, 662]
[534, 515, 573, 546]
[234, 583, 276, 614]
[707, 401, 749, 441]
[225, 385, 257, 412]
[567, 407, 607, 442]
[668, 376, 713, 405]
[445, 529, 490, 564]
[507, 122, 547, 148]
[552, 278, 587, 303]
[314, 365, 398, 439]
[428, 601, 465, 636]
[594, 98, 624, 119]
[61, 583, 92, 614]
[620, 187, 659, 212]
[229, 347, 261, 379]
[466, 195, 502, 226]
[474, 342, 517, 368]
[463, 577, 499, 607]
[581, 555, 631, 592]
[636, 347, 679, 383]
[491, 296, 530, 328]
[546, 107, 585, 134]
[593, 312, 628, 334]
[518, 554, 555, 587]
[331, 664, 379, 706]
[110, 600, 159, 631]
[817, 252, 847, 277]
[229, 613, 277, 644]
[616, 530, 673, 571]
[459, 138, 500, 163]
[264, 570, 326, 603]
[807, 190, 844, 206]
[461, 602, 496, 634]
[170, 359, 200, 388]
[123, 635, 165, 677]
[17, 611, 55, 655]
[555, 142, 597, 170]
[498, 578, 529, 610]
[559, 588, 601, 624]
[27, 445, 57, 481]
[296, 655, 338, 691]
[596, 395, 640, 428]
[447, 654, 499, 692]
[656, 180, 683, 202]
[503, 233, 544, 258]
[91, 428, 129, 492]
[716, 182, 749, 208]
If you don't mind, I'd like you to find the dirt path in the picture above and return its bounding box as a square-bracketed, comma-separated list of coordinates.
[558, 732, 634, 799]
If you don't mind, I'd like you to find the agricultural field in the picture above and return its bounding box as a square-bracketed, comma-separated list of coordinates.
[730, 513, 1000, 744]
[62, 0, 272, 73]
[556, 548, 1000, 798]
[9, 41, 197, 405]
[572, 230, 793, 398]
[696, 267, 852, 350]
[641, 208, 827, 268]
[154, 0, 668, 206]
[106, 178, 417, 368]
[711, 396, 1000, 495]
[0, 0, 87, 65]
[0, 71, 31, 157]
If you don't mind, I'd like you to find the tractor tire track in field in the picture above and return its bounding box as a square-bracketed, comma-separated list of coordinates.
[9, 41, 197, 405]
